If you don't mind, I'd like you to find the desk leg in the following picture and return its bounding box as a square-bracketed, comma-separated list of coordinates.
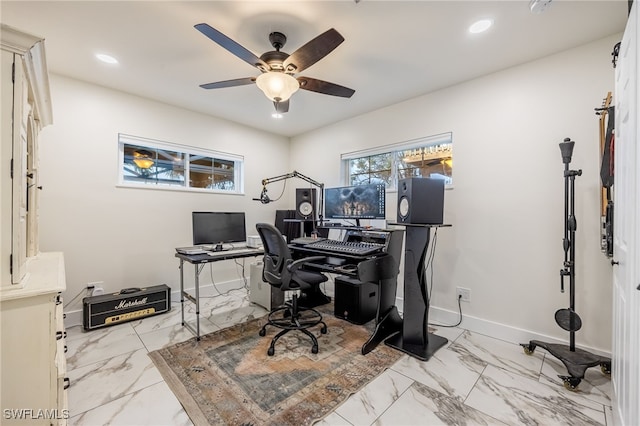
[179, 259, 185, 327]
[194, 264, 201, 341]
[362, 306, 402, 355]
[361, 253, 402, 355]
[385, 226, 447, 361]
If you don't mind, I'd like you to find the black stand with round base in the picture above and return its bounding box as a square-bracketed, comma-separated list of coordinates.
[521, 341, 611, 389]
[520, 139, 611, 390]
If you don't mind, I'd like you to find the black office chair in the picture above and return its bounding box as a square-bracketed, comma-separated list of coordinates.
[255, 223, 328, 356]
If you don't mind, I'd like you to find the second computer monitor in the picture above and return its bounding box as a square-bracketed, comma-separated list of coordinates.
[324, 183, 386, 222]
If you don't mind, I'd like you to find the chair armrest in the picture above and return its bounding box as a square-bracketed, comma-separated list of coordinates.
[287, 255, 326, 273]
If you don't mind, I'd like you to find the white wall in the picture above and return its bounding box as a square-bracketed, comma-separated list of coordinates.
[290, 34, 620, 353]
[42, 34, 618, 352]
[38, 75, 291, 318]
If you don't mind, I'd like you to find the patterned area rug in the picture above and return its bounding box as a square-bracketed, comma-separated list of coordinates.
[149, 305, 403, 426]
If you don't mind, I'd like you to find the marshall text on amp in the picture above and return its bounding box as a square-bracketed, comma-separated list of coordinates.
[82, 284, 171, 330]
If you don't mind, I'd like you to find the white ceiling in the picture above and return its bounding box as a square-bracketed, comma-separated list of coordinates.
[1, 1, 628, 137]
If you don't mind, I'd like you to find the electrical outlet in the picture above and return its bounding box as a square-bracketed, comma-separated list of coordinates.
[88, 281, 104, 296]
[456, 287, 471, 302]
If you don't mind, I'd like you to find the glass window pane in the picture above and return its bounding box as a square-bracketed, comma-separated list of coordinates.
[349, 158, 369, 175]
[156, 149, 185, 186]
[345, 136, 452, 188]
[212, 159, 235, 190]
[190, 154, 213, 188]
[119, 135, 243, 193]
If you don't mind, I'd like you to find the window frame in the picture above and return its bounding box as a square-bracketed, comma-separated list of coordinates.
[340, 132, 453, 191]
[117, 134, 244, 194]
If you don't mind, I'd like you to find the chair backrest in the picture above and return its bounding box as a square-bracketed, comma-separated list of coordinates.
[255, 223, 293, 287]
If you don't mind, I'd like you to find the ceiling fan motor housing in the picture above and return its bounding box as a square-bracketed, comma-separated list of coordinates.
[260, 50, 289, 71]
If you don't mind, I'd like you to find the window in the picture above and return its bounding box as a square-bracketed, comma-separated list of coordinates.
[342, 132, 453, 189]
[118, 134, 243, 193]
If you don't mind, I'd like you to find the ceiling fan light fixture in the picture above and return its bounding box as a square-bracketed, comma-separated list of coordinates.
[256, 72, 299, 102]
[133, 149, 154, 169]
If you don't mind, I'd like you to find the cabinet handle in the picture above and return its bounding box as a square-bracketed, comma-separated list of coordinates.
[63, 377, 70, 390]
[56, 331, 63, 340]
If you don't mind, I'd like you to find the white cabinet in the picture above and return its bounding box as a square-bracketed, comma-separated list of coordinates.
[0, 252, 68, 425]
[1, 24, 52, 287]
[0, 25, 65, 425]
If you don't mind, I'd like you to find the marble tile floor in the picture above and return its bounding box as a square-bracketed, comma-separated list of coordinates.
[64, 283, 613, 426]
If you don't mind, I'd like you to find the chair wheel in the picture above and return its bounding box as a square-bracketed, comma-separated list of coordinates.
[320, 325, 327, 334]
[311, 345, 318, 354]
[267, 347, 275, 356]
[259, 329, 266, 337]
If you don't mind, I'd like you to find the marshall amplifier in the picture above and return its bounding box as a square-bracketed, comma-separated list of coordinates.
[83, 284, 171, 330]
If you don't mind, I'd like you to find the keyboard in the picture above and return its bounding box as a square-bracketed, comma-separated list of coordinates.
[303, 239, 384, 256]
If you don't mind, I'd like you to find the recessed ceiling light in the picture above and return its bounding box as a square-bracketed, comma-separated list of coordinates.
[95, 53, 118, 64]
[529, 0, 552, 14]
[469, 19, 493, 34]
[271, 113, 283, 119]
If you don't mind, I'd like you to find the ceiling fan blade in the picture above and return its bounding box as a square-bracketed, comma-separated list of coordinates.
[195, 23, 269, 71]
[199, 77, 256, 90]
[282, 28, 344, 73]
[273, 99, 290, 113]
[297, 77, 355, 98]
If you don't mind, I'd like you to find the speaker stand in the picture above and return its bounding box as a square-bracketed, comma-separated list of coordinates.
[385, 223, 452, 361]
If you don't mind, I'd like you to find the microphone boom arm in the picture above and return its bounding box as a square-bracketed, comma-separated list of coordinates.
[257, 170, 325, 226]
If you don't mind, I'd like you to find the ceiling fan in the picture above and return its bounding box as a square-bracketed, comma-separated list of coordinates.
[195, 23, 355, 114]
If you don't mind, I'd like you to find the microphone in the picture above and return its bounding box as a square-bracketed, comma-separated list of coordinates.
[252, 187, 271, 204]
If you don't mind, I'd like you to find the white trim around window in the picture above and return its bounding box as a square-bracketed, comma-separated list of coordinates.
[340, 132, 453, 190]
[117, 134, 245, 194]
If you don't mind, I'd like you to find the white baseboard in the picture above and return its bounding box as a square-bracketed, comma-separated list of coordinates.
[63, 278, 247, 330]
[64, 284, 611, 360]
[395, 297, 612, 359]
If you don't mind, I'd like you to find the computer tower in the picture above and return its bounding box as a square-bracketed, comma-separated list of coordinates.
[249, 262, 284, 310]
[396, 177, 445, 224]
[334, 276, 377, 325]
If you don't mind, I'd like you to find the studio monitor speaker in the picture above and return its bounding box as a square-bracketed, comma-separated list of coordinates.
[397, 177, 445, 224]
[296, 188, 317, 220]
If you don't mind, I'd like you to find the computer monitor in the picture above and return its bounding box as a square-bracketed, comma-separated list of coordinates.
[324, 183, 386, 225]
[192, 212, 246, 245]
